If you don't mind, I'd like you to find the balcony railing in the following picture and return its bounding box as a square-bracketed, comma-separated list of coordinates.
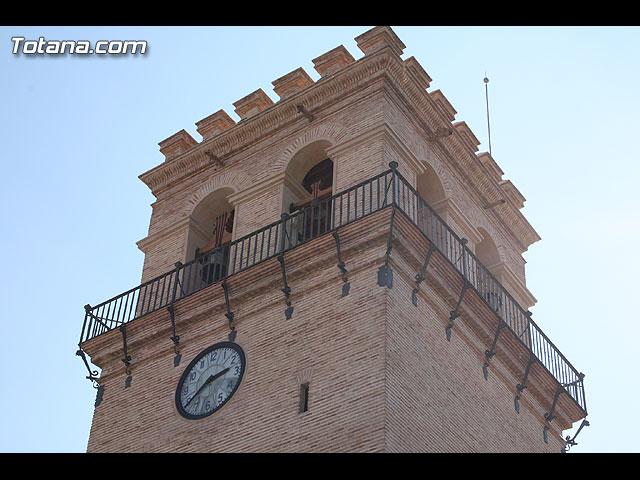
[79, 163, 587, 417]
[392, 171, 587, 416]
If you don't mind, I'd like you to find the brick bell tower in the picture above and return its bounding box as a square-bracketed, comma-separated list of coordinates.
[77, 27, 589, 452]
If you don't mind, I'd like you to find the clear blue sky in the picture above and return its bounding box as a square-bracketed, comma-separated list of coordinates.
[1, 26, 638, 453]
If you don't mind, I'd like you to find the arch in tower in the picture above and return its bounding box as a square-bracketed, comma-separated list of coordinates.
[475, 227, 502, 271]
[276, 122, 347, 172]
[187, 186, 235, 260]
[277, 123, 348, 208]
[182, 169, 252, 262]
[282, 139, 335, 240]
[474, 227, 506, 312]
[286, 140, 333, 189]
[416, 161, 448, 212]
[283, 139, 334, 207]
[180, 185, 237, 287]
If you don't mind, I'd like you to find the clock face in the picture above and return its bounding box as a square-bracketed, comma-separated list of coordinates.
[175, 341, 246, 420]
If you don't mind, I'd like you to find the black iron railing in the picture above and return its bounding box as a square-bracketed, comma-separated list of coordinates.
[79, 163, 586, 416]
[391, 168, 587, 415]
[80, 168, 394, 343]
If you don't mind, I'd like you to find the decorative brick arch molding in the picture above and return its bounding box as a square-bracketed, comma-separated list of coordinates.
[415, 154, 475, 242]
[184, 169, 253, 217]
[472, 222, 506, 269]
[275, 123, 350, 177]
[178, 169, 254, 263]
[271, 123, 351, 212]
[469, 218, 536, 309]
[421, 155, 454, 204]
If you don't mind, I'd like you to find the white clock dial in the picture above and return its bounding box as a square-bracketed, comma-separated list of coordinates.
[176, 342, 246, 419]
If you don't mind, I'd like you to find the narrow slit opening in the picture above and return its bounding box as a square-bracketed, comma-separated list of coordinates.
[299, 383, 309, 413]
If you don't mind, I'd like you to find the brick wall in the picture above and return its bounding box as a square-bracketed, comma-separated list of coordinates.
[86, 212, 391, 452]
[83, 210, 567, 452]
[385, 235, 564, 452]
[82, 27, 567, 453]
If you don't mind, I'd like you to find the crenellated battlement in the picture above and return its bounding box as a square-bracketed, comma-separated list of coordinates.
[155, 27, 471, 176]
[195, 109, 236, 141]
[156, 26, 409, 161]
[312, 45, 355, 78]
[232, 88, 275, 121]
[146, 27, 535, 251]
[272, 67, 315, 100]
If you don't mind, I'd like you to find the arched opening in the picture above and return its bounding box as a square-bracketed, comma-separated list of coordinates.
[292, 158, 334, 210]
[285, 140, 333, 191]
[475, 229, 501, 272]
[475, 228, 503, 313]
[416, 163, 447, 211]
[186, 187, 235, 285]
[284, 141, 334, 240]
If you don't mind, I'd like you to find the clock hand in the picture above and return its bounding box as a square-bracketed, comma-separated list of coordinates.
[184, 367, 230, 408]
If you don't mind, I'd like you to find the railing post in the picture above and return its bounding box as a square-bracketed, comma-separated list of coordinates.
[525, 310, 533, 352]
[81, 304, 92, 344]
[389, 161, 398, 205]
[378, 163, 398, 290]
[278, 213, 294, 319]
[460, 238, 468, 280]
[279, 212, 288, 254]
[171, 262, 181, 304]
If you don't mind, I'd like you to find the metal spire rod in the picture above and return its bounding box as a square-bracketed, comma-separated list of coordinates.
[484, 74, 492, 156]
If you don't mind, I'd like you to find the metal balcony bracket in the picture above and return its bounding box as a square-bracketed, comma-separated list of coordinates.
[222, 279, 237, 342]
[377, 207, 396, 289]
[412, 243, 436, 306]
[76, 342, 104, 406]
[167, 305, 181, 367]
[514, 353, 536, 413]
[544, 384, 564, 424]
[446, 280, 470, 341]
[482, 319, 506, 380]
[119, 324, 132, 388]
[542, 383, 567, 442]
[76, 347, 100, 386]
[562, 418, 590, 453]
[544, 373, 586, 442]
[332, 230, 350, 297]
[277, 253, 294, 320]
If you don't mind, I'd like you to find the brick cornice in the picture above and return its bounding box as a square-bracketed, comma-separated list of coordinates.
[379, 56, 541, 252]
[138, 43, 539, 251]
[137, 48, 399, 197]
